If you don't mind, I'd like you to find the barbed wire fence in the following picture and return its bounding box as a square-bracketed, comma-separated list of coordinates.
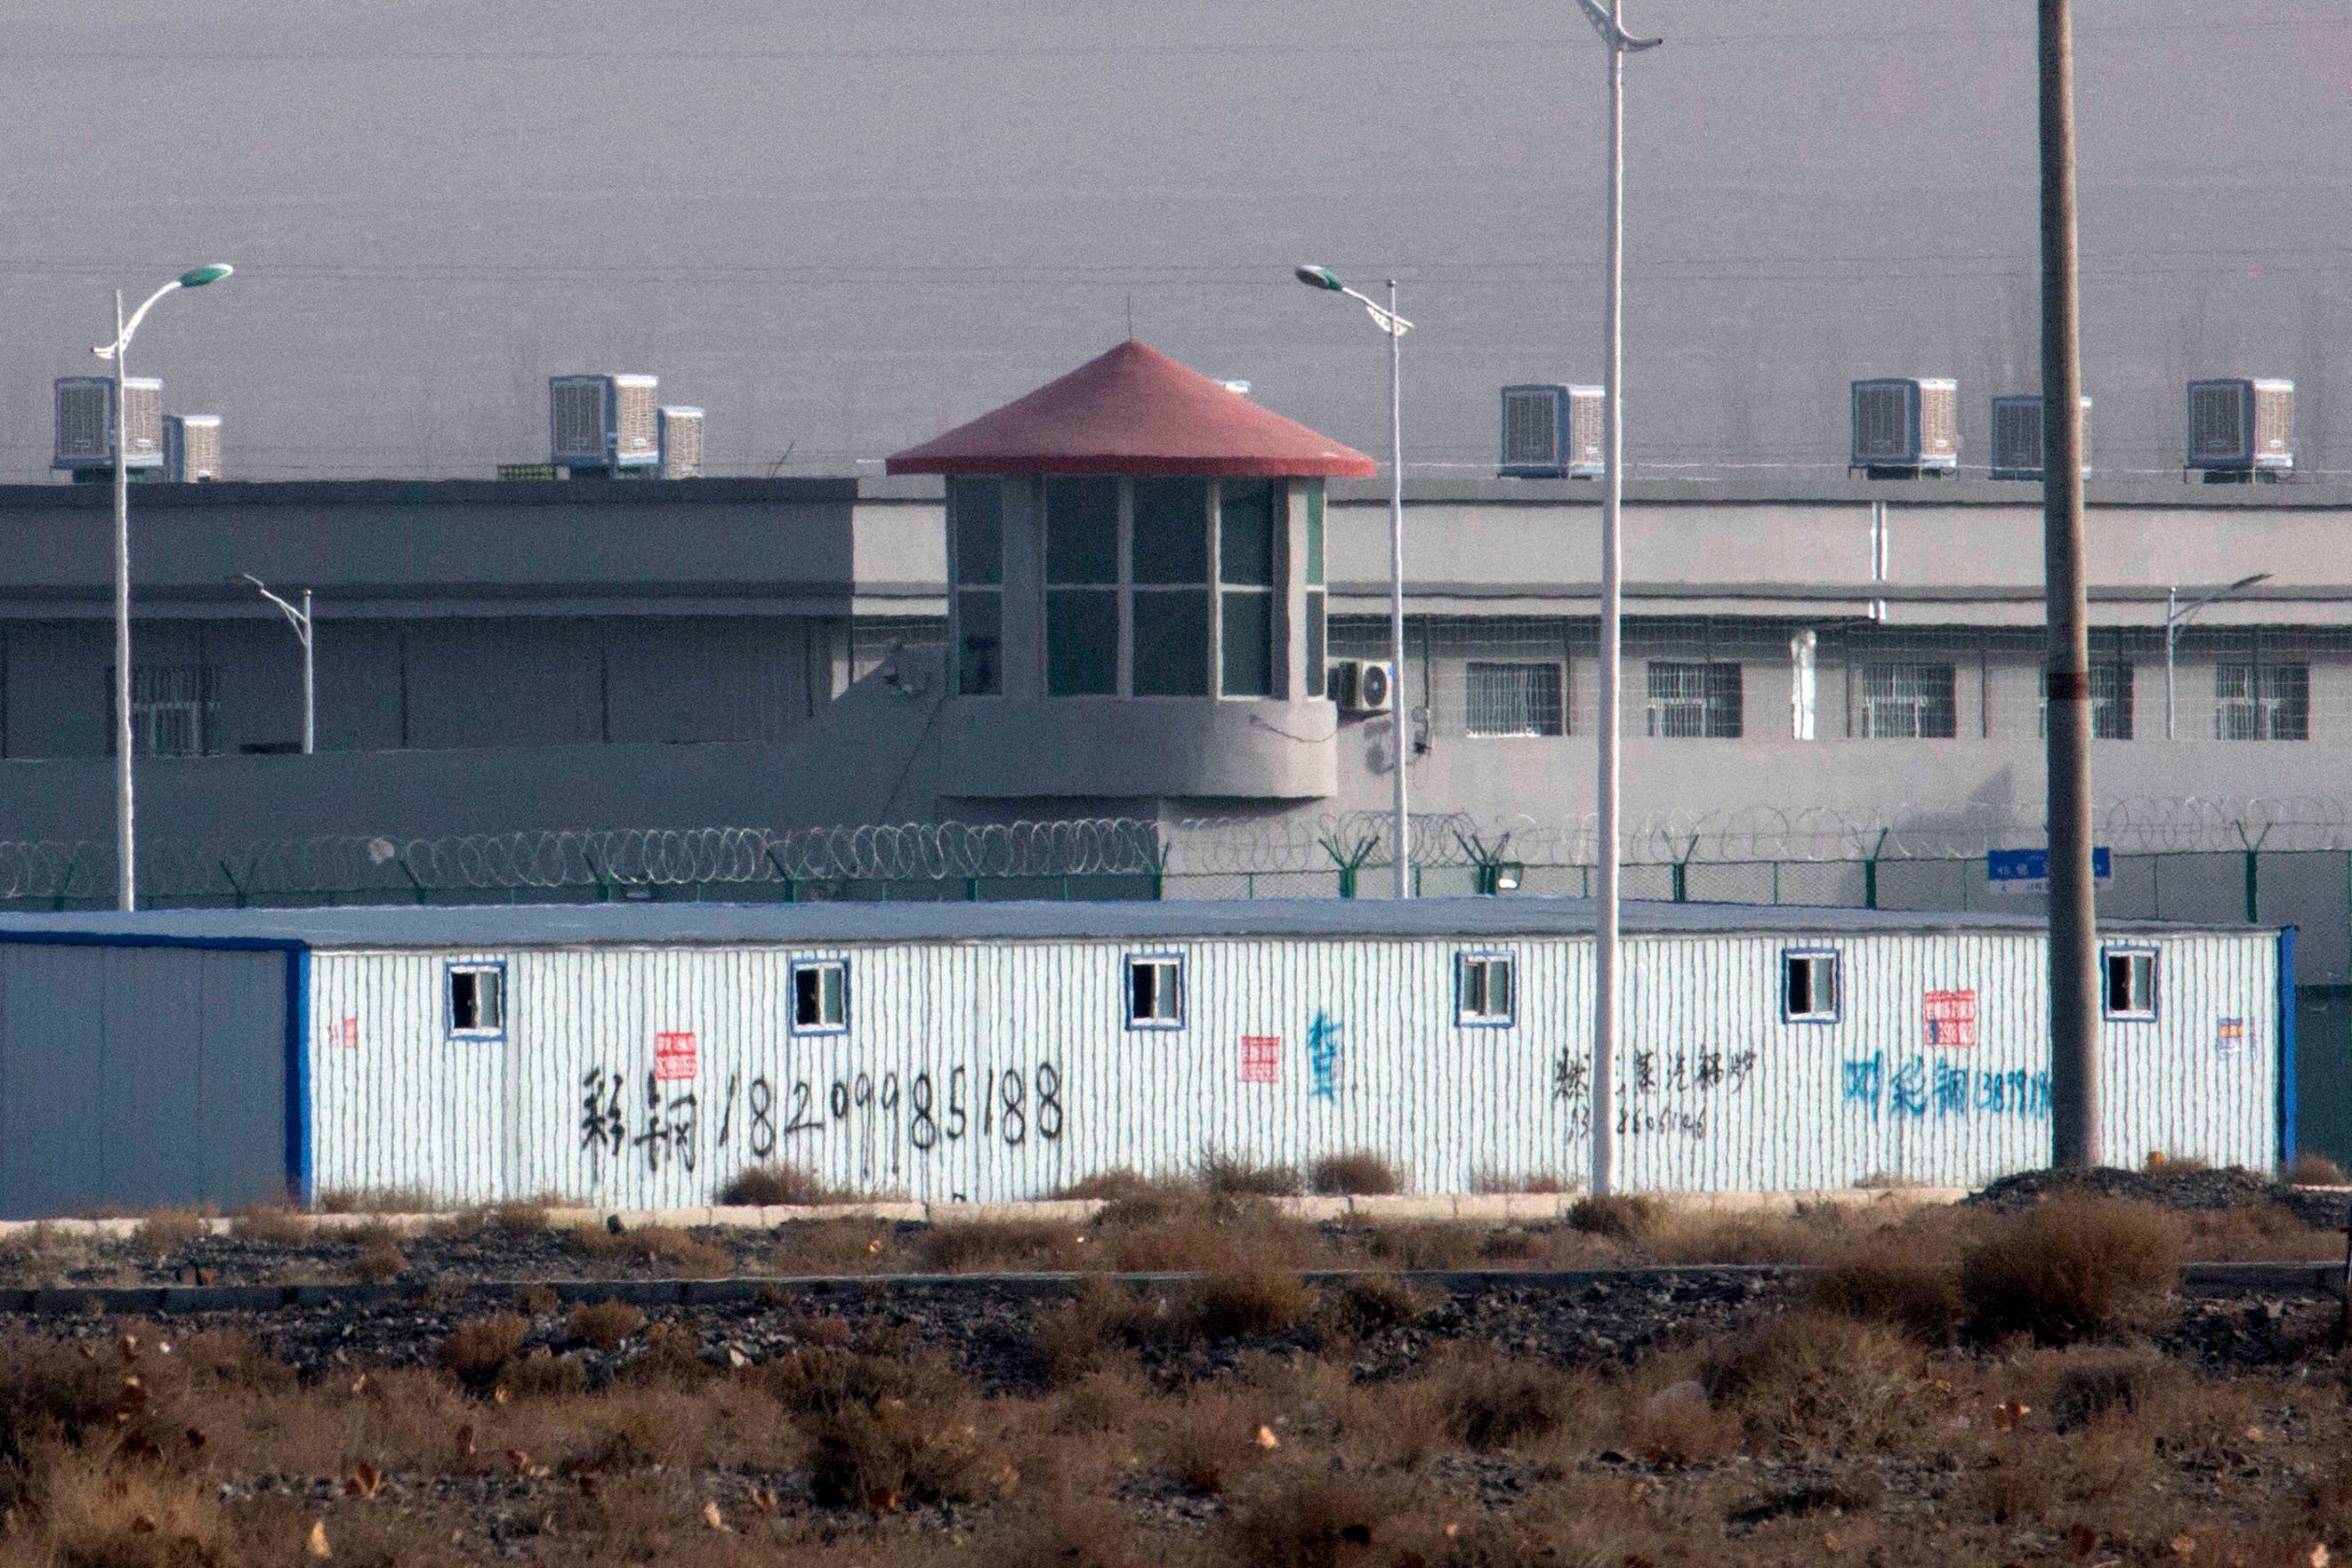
[5, 793, 2352, 969]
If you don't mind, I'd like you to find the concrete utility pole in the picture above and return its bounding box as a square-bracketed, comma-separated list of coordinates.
[1575, 0, 1661, 1197]
[2039, 0, 2098, 1167]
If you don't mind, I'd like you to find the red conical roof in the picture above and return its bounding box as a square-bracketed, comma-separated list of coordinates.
[885, 340, 1376, 478]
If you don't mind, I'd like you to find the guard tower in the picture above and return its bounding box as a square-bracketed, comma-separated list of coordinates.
[887, 341, 1374, 812]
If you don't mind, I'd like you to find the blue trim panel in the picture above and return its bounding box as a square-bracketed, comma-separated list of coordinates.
[2280, 926, 2299, 1170]
[0, 930, 304, 953]
[286, 946, 312, 1202]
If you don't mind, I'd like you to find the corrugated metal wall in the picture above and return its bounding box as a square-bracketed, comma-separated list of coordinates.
[0, 940, 292, 1218]
[308, 928, 2281, 1206]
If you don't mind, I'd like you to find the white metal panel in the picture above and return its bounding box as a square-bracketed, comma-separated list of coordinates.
[308, 926, 2281, 1206]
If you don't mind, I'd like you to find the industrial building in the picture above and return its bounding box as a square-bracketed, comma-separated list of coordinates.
[0, 898, 2290, 1217]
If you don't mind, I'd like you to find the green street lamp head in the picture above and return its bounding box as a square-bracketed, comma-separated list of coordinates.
[1294, 265, 1344, 291]
[177, 264, 233, 289]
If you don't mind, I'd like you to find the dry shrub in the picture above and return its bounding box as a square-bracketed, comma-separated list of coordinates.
[764, 1218, 899, 1275]
[981, 1489, 1139, 1568]
[176, 1329, 297, 1396]
[314, 1186, 438, 1214]
[1051, 1168, 1162, 1202]
[2288, 1150, 2349, 1186]
[12, 1447, 227, 1568]
[1220, 1470, 1391, 1568]
[1705, 1310, 1937, 1453]
[1093, 1187, 1312, 1275]
[914, 1220, 1086, 1274]
[623, 1320, 715, 1387]
[1468, 1169, 1575, 1195]
[569, 1223, 732, 1278]
[1567, 1192, 1661, 1241]
[350, 1219, 406, 1283]
[498, 1346, 589, 1398]
[763, 1341, 988, 1509]
[1034, 1277, 1151, 1383]
[2047, 1347, 2177, 1431]
[1427, 1346, 1576, 1451]
[2182, 1201, 2334, 1261]
[1365, 1222, 1481, 1271]
[1054, 1366, 1148, 1435]
[1809, 1242, 1966, 1345]
[1324, 1274, 1423, 1337]
[1307, 1149, 1403, 1196]
[517, 1283, 560, 1315]
[1199, 1149, 1303, 1198]
[229, 1202, 312, 1246]
[1961, 1197, 2183, 1345]
[438, 1312, 529, 1388]
[2145, 1149, 2211, 1174]
[130, 1208, 212, 1256]
[570, 1296, 646, 1349]
[714, 1164, 854, 1206]
[1191, 1269, 1313, 1341]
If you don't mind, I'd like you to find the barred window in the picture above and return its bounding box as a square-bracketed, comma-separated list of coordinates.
[1645, 662, 1742, 738]
[1858, 662, 1957, 739]
[1465, 662, 1564, 736]
[2216, 663, 2308, 740]
[106, 664, 219, 757]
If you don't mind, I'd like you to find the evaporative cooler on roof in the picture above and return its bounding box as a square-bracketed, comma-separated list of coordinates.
[163, 414, 222, 482]
[1850, 378, 1957, 478]
[1499, 384, 1603, 478]
[2186, 379, 2293, 480]
[53, 377, 163, 476]
[549, 374, 660, 474]
[657, 406, 704, 479]
[1989, 395, 2091, 482]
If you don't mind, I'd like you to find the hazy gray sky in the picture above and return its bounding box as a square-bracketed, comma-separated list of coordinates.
[3, 0, 2347, 481]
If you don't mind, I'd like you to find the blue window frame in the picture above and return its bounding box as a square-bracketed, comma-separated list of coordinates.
[791, 958, 850, 1035]
[1126, 953, 1184, 1030]
[2102, 945, 2159, 1021]
[1780, 948, 1841, 1024]
[446, 959, 508, 1040]
[1456, 951, 1516, 1027]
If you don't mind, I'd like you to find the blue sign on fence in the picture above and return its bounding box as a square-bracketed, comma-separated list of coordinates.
[1986, 846, 2112, 894]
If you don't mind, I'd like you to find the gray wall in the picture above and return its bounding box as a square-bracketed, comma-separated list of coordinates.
[0, 941, 291, 1218]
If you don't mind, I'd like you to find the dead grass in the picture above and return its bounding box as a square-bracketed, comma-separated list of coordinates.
[1305, 1149, 1403, 1196]
[350, 1220, 407, 1283]
[432, 1197, 554, 1239]
[439, 1312, 530, 1388]
[1190, 1269, 1313, 1341]
[1704, 1310, 1940, 1453]
[914, 1220, 1087, 1274]
[314, 1186, 440, 1214]
[1467, 1168, 1575, 1195]
[129, 1208, 212, 1255]
[1051, 1168, 1161, 1202]
[228, 1202, 313, 1247]
[713, 1165, 860, 1206]
[570, 1297, 647, 1350]
[1567, 1192, 1663, 1242]
[1809, 1236, 1968, 1345]
[568, 1223, 733, 1278]
[2287, 1150, 2350, 1186]
[1959, 1196, 2184, 1345]
[1197, 1150, 1302, 1198]
[1322, 1274, 1424, 1338]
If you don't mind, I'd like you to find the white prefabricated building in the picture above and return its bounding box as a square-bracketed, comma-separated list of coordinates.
[0, 900, 2296, 1218]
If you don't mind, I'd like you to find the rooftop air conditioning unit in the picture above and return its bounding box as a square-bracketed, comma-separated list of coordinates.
[1988, 395, 2091, 482]
[1850, 377, 1958, 478]
[1500, 383, 1603, 478]
[550, 374, 660, 474]
[162, 414, 222, 482]
[54, 376, 163, 477]
[1328, 659, 1396, 715]
[2186, 378, 2293, 480]
[657, 406, 705, 479]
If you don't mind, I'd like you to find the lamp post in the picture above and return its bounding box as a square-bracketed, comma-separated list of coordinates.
[239, 574, 315, 754]
[1295, 264, 1415, 899]
[2165, 573, 2271, 740]
[1572, 0, 1661, 1196]
[93, 263, 233, 912]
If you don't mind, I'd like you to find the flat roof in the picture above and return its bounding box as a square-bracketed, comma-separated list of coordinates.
[0, 897, 2262, 951]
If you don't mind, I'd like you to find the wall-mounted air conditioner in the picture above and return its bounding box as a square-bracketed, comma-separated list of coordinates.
[1988, 395, 2090, 482]
[2186, 378, 2293, 480]
[54, 377, 163, 477]
[1329, 659, 1396, 715]
[163, 414, 222, 482]
[1499, 384, 1603, 478]
[657, 406, 705, 479]
[1850, 378, 1958, 478]
[550, 374, 660, 474]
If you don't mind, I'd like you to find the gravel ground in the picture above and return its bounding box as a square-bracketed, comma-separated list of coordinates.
[1970, 1162, 2352, 1227]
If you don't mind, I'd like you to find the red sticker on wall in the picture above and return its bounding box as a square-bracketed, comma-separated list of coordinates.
[1238, 1035, 1280, 1084]
[655, 1031, 698, 1082]
[341, 1017, 358, 1049]
[1923, 991, 1977, 1049]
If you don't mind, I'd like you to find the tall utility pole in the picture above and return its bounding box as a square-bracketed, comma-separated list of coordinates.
[1575, 0, 1661, 1196]
[2040, 0, 2098, 1167]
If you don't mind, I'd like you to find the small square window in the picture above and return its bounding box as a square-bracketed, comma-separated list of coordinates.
[793, 960, 849, 1033]
[1127, 955, 1183, 1029]
[1458, 953, 1515, 1026]
[447, 962, 505, 1038]
[1782, 950, 1840, 1023]
[2103, 946, 2158, 1019]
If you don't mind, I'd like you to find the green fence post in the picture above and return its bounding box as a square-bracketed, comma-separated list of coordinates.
[2246, 849, 2259, 924]
[1670, 861, 1687, 903]
[965, 876, 980, 902]
[1862, 830, 1888, 910]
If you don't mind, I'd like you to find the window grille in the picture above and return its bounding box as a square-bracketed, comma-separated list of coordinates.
[1644, 662, 1742, 738]
[2216, 663, 2308, 740]
[1858, 662, 1957, 738]
[1467, 663, 1565, 737]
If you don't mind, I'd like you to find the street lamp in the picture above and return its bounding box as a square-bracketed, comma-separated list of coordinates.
[1572, 0, 1661, 1197]
[2165, 572, 2271, 740]
[239, 574, 315, 755]
[93, 263, 233, 912]
[1295, 263, 1415, 900]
